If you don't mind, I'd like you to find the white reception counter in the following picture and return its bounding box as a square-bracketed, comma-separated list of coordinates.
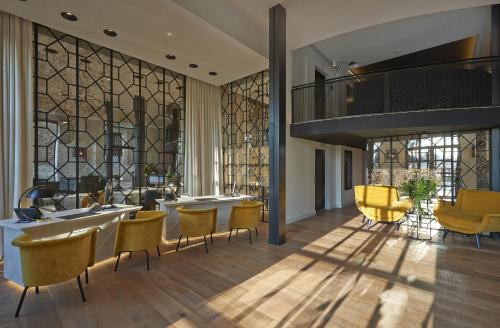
[156, 195, 254, 240]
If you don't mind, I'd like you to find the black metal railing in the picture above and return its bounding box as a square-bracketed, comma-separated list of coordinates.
[292, 56, 500, 123]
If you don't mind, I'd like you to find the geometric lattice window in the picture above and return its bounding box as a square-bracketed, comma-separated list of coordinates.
[367, 130, 490, 202]
[34, 24, 185, 210]
[221, 71, 269, 217]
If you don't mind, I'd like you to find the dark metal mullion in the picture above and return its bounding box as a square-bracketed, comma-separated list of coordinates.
[245, 77, 248, 195]
[75, 38, 80, 208]
[138, 60, 142, 205]
[34, 24, 39, 185]
[107, 49, 114, 187]
[389, 136, 393, 186]
[162, 68, 166, 195]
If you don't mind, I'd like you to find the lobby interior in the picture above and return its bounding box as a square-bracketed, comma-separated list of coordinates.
[1, 0, 500, 327]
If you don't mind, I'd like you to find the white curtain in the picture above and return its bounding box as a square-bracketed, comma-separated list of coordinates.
[0, 12, 33, 255]
[184, 77, 222, 196]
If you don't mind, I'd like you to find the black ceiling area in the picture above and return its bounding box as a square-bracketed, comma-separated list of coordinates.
[351, 36, 478, 74]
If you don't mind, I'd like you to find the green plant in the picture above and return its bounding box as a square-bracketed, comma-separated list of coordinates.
[144, 164, 157, 177]
[399, 169, 439, 212]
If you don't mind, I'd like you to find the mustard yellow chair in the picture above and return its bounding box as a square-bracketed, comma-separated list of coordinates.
[176, 207, 217, 253]
[434, 189, 500, 248]
[228, 200, 263, 244]
[11, 227, 97, 317]
[113, 211, 165, 271]
[81, 191, 105, 208]
[354, 185, 412, 229]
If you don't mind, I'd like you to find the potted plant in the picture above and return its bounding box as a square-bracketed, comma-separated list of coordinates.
[399, 169, 439, 214]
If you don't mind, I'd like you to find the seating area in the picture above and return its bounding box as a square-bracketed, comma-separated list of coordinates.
[1, 1, 500, 327]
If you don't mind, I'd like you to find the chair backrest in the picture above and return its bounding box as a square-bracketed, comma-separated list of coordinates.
[229, 201, 262, 229]
[354, 185, 399, 207]
[114, 213, 165, 255]
[81, 191, 105, 208]
[176, 207, 217, 237]
[459, 189, 500, 216]
[12, 228, 97, 287]
[143, 190, 162, 211]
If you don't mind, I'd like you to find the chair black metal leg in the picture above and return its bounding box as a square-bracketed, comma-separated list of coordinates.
[156, 245, 161, 257]
[228, 229, 232, 241]
[255, 228, 259, 238]
[85, 268, 89, 284]
[393, 222, 400, 231]
[475, 234, 481, 249]
[248, 229, 252, 244]
[186, 236, 189, 244]
[35, 286, 39, 294]
[362, 215, 366, 223]
[114, 252, 122, 272]
[210, 232, 213, 244]
[203, 236, 209, 253]
[145, 250, 150, 271]
[15, 287, 28, 317]
[443, 228, 449, 241]
[129, 252, 132, 259]
[176, 235, 182, 252]
[76, 275, 86, 302]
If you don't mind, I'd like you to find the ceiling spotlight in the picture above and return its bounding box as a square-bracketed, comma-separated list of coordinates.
[166, 32, 173, 37]
[166, 54, 176, 60]
[394, 49, 402, 53]
[189, 64, 198, 68]
[61, 12, 78, 22]
[209, 71, 217, 76]
[103, 29, 117, 37]
[347, 61, 359, 68]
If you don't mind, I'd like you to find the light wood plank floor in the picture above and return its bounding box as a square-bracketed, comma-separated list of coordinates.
[1, 207, 500, 328]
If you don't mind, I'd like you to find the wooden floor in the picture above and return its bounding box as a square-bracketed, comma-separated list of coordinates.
[1, 207, 500, 328]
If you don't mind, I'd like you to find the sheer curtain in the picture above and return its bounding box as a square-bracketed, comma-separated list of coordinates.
[0, 12, 33, 256]
[184, 77, 222, 196]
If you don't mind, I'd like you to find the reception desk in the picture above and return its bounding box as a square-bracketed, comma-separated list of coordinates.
[157, 195, 254, 240]
[0, 204, 141, 286]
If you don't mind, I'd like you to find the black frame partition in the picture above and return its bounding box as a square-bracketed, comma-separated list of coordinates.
[33, 24, 185, 210]
[221, 70, 270, 219]
[367, 130, 491, 202]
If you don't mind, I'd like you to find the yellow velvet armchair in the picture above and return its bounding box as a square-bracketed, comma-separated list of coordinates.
[81, 191, 105, 208]
[113, 211, 165, 271]
[11, 227, 97, 317]
[434, 189, 500, 248]
[176, 207, 217, 253]
[228, 200, 263, 244]
[354, 185, 412, 229]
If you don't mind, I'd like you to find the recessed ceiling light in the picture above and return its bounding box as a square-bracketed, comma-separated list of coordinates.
[80, 58, 91, 64]
[61, 12, 78, 22]
[394, 49, 402, 53]
[209, 72, 217, 76]
[189, 64, 198, 68]
[166, 54, 176, 60]
[166, 32, 173, 37]
[103, 29, 117, 37]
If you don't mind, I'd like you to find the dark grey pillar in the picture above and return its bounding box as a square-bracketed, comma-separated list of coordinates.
[268, 4, 286, 245]
[492, 5, 500, 192]
[133, 96, 146, 189]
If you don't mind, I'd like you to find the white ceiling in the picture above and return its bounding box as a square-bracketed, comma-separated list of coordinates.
[2, 0, 500, 86]
[313, 6, 492, 68]
[0, 0, 268, 86]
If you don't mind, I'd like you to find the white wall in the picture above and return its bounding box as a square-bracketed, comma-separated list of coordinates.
[285, 46, 365, 224]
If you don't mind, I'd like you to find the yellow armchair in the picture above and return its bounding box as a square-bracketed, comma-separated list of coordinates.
[113, 211, 165, 271]
[176, 207, 217, 253]
[228, 200, 263, 244]
[81, 191, 105, 208]
[354, 185, 412, 229]
[11, 227, 97, 317]
[434, 189, 500, 248]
